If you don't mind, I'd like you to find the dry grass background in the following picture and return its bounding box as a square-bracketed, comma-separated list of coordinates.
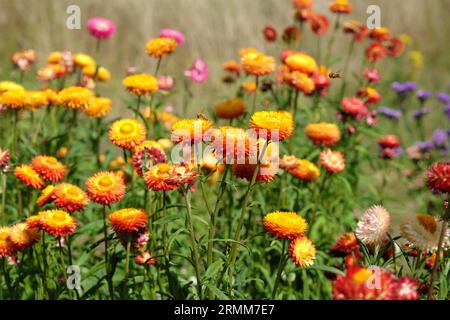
[0, 0, 449, 111]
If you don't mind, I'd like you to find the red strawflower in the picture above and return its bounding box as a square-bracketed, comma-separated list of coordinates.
[425, 162, 450, 194]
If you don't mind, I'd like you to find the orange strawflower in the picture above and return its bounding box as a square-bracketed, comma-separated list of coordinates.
[249, 110, 294, 141]
[145, 38, 178, 58]
[242, 81, 257, 93]
[14, 164, 45, 189]
[289, 236, 316, 268]
[285, 53, 318, 74]
[288, 71, 315, 94]
[263, 211, 308, 239]
[86, 171, 126, 205]
[108, 208, 148, 233]
[109, 118, 146, 150]
[171, 116, 214, 144]
[144, 163, 198, 191]
[215, 98, 246, 119]
[31, 155, 67, 182]
[39, 210, 76, 237]
[305, 123, 341, 146]
[36, 185, 55, 207]
[289, 159, 321, 182]
[58, 86, 93, 110]
[0, 89, 27, 109]
[9, 223, 40, 250]
[241, 50, 276, 76]
[329, 0, 352, 14]
[84, 97, 112, 118]
[53, 183, 89, 212]
[223, 60, 241, 75]
[25, 91, 49, 110]
[231, 162, 277, 183]
[320, 149, 345, 173]
[0, 227, 16, 257]
[122, 74, 158, 96]
[210, 126, 252, 163]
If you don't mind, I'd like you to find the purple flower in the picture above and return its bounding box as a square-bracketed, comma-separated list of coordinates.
[377, 107, 403, 119]
[184, 58, 208, 83]
[416, 90, 431, 102]
[432, 129, 448, 147]
[437, 92, 450, 104]
[391, 81, 417, 94]
[412, 107, 430, 118]
[416, 141, 434, 152]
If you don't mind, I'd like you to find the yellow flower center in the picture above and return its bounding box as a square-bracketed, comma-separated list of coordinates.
[158, 163, 171, 174]
[0, 232, 8, 241]
[98, 176, 114, 188]
[352, 269, 373, 284]
[53, 212, 67, 222]
[120, 123, 135, 134]
[67, 186, 80, 197]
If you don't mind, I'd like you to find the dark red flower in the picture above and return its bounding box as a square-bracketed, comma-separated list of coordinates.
[310, 14, 330, 36]
[425, 162, 450, 194]
[263, 26, 277, 42]
[386, 37, 405, 57]
[366, 42, 387, 63]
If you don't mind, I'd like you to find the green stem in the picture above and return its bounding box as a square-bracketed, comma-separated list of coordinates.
[428, 216, 449, 300]
[123, 236, 132, 299]
[1, 174, 6, 226]
[339, 39, 356, 100]
[66, 235, 80, 299]
[12, 110, 19, 161]
[249, 76, 259, 115]
[102, 205, 114, 299]
[41, 231, 49, 299]
[271, 240, 288, 299]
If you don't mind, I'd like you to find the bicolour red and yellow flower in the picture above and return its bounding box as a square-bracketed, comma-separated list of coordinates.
[210, 126, 252, 163]
[9, 223, 40, 250]
[250, 110, 294, 141]
[289, 159, 321, 182]
[215, 98, 246, 119]
[144, 163, 198, 191]
[36, 185, 55, 207]
[305, 123, 341, 146]
[53, 183, 89, 212]
[263, 211, 308, 239]
[171, 116, 214, 144]
[109, 118, 146, 150]
[378, 134, 401, 149]
[108, 208, 148, 233]
[39, 210, 77, 237]
[288, 71, 315, 94]
[329, 0, 353, 14]
[31, 155, 67, 182]
[57, 86, 93, 110]
[132, 141, 168, 177]
[86, 171, 126, 205]
[122, 74, 158, 96]
[330, 232, 360, 256]
[14, 164, 45, 189]
[145, 38, 178, 58]
[0, 227, 16, 258]
[320, 149, 345, 173]
[289, 236, 316, 268]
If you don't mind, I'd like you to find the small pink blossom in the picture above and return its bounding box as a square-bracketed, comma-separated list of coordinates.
[184, 58, 209, 83]
[363, 68, 381, 83]
[87, 17, 116, 39]
[159, 28, 185, 45]
[157, 75, 174, 91]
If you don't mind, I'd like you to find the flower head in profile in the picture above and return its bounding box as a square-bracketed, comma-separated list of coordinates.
[185, 58, 209, 83]
[378, 134, 401, 149]
[109, 208, 147, 234]
[9, 223, 40, 250]
[144, 163, 198, 191]
[363, 69, 381, 83]
[232, 162, 277, 183]
[357, 87, 381, 104]
[58, 86, 93, 110]
[14, 164, 45, 189]
[0, 227, 16, 258]
[122, 74, 158, 96]
[25, 91, 49, 110]
[400, 214, 449, 251]
[355, 205, 391, 246]
[31, 155, 67, 182]
[83, 65, 111, 82]
[159, 28, 185, 45]
[263, 211, 308, 239]
[305, 123, 341, 146]
[425, 162, 450, 194]
[39, 210, 77, 237]
[0, 81, 24, 93]
[288, 71, 315, 94]
[135, 251, 158, 266]
[320, 149, 345, 173]
[309, 13, 330, 35]
[0, 89, 27, 109]
[146, 38, 178, 58]
[53, 183, 89, 213]
[215, 98, 246, 119]
[87, 17, 116, 39]
[84, 97, 112, 118]
[341, 97, 369, 119]
[289, 236, 316, 268]
[241, 50, 276, 76]
[366, 42, 387, 63]
[329, 0, 353, 14]
[263, 26, 277, 42]
[171, 115, 214, 144]
[157, 76, 174, 91]
[250, 110, 294, 141]
[74, 53, 96, 69]
[285, 52, 317, 74]
[109, 118, 146, 150]
[330, 232, 360, 256]
[0, 148, 10, 173]
[86, 171, 126, 205]
[36, 185, 55, 207]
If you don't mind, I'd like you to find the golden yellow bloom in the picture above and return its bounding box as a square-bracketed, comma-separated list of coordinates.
[122, 74, 158, 96]
[58, 86, 93, 110]
[39, 210, 76, 237]
[53, 183, 89, 213]
[32, 155, 67, 182]
[289, 71, 315, 94]
[285, 53, 318, 74]
[241, 50, 276, 76]
[305, 122, 341, 146]
[290, 159, 320, 182]
[215, 98, 246, 119]
[47, 51, 62, 64]
[74, 53, 96, 68]
[289, 236, 316, 268]
[83, 65, 111, 81]
[36, 185, 55, 207]
[249, 110, 294, 141]
[171, 116, 214, 144]
[329, 0, 353, 14]
[24, 91, 49, 110]
[0, 227, 16, 257]
[9, 223, 40, 250]
[409, 51, 424, 69]
[145, 38, 178, 58]
[57, 147, 69, 158]
[0, 89, 27, 109]
[109, 118, 146, 149]
[0, 81, 24, 93]
[42, 88, 59, 105]
[86, 171, 126, 205]
[14, 164, 45, 189]
[84, 97, 112, 118]
[109, 208, 148, 233]
[263, 211, 308, 239]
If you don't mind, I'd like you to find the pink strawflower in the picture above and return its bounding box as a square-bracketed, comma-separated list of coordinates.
[157, 76, 174, 91]
[355, 205, 391, 246]
[363, 69, 381, 83]
[184, 58, 209, 83]
[394, 276, 420, 300]
[87, 17, 116, 39]
[159, 28, 185, 45]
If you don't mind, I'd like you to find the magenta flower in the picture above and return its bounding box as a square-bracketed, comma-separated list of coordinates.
[159, 28, 185, 45]
[87, 17, 116, 39]
[184, 58, 208, 83]
[157, 76, 174, 91]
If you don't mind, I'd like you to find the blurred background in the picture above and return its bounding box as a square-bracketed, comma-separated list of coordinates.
[0, 0, 449, 110]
